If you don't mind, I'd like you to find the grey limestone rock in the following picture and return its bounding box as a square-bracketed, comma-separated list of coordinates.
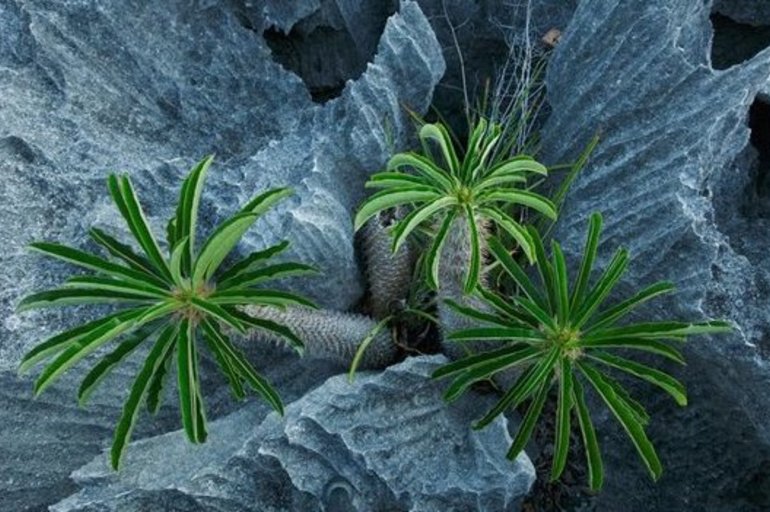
[539, 0, 770, 509]
[52, 355, 535, 512]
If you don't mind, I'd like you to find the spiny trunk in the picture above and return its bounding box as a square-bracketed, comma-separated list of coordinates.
[359, 211, 415, 320]
[242, 305, 398, 369]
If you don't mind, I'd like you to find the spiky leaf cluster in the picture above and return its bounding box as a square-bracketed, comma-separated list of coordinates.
[354, 119, 556, 293]
[433, 212, 730, 490]
[18, 155, 316, 469]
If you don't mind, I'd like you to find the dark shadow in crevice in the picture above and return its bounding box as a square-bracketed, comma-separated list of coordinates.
[710, 13, 770, 70]
[742, 95, 770, 219]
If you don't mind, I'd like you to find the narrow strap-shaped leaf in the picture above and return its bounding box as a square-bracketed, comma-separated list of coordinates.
[28, 242, 168, 289]
[597, 371, 650, 426]
[169, 237, 189, 287]
[527, 227, 557, 311]
[365, 171, 428, 190]
[572, 248, 629, 329]
[587, 320, 732, 340]
[229, 308, 304, 354]
[514, 295, 557, 332]
[216, 240, 290, 283]
[192, 212, 259, 284]
[479, 207, 535, 264]
[507, 370, 552, 460]
[478, 190, 557, 220]
[486, 157, 548, 178]
[64, 275, 168, 298]
[551, 358, 574, 480]
[19, 309, 143, 373]
[173, 155, 214, 276]
[441, 298, 511, 328]
[474, 172, 528, 192]
[17, 288, 156, 311]
[111, 323, 177, 469]
[33, 308, 149, 396]
[419, 123, 460, 176]
[354, 188, 441, 231]
[348, 317, 391, 383]
[552, 241, 570, 325]
[588, 351, 687, 406]
[570, 213, 602, 311]
[78, 326, 157, 406]
[190, 297, 246, 333]
[146, 348, 174, 414]
[426, 210, 457, 290]
[572, 377, 604, 491]
[109, 175, 172, 281]
[581, 337, 685, 364]
[447, 327, 546, 344]
[89, 227, 163, 280]
[211, 288, 316, 309]
[202, 320, 284, 414]
[218, 262, 317, 290]
[442, 347, 541, 402]
[475, 287, 539, 329]
[487, 236, 546, 308]
[176, 319, 200, 443]
[391, 196, 457, 253]
[238, 187, 293, 218]
[201, 319, 245, 400]
[463, 204, 482, 294]
[579, 361, 662, 481]
[387, 152, 456, 191]
[474, 347, 559, 429]
[191, 328, 208, 444]
[587, 281, 675, 333]
[432, 344, 535, 380]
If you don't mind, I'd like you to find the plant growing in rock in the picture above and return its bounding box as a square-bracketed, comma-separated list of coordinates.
[17, 155, 316, 469]
[354, 118, 556, 293]
[432, 212, 731, 490]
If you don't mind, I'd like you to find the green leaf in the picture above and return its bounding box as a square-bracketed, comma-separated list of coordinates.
[202, 320, 284, 414]
[192, 212, 259, 284]
[419, 123, 460, 176]
[552, 242, 570, 325]
[527, 227, 557, 311]
[108, 175, 172, 281]
[570, 212, 602, 311]
[64, 276, 168, 298]
[33, 308, 149, 396]
[89, 227, 163, 280]
[441, 347, 540, 401]
[216, 240, 290, 283]
[387, 152, 456, 191]
[27, 242, 169, 290]
[211, 289, 317, 309]
[425, 210, 457, 290]
[19, 309, 145, 374]
[572, 377, 604, 491]
[111, 323, 177, 469]
[348, 317, 391, 383]
[587, 281, 675, 332]
[146, 348, 174, 414]
[190, 297, 246, 333]
[447, 326, 546, 344]
[474, 172, 528, 192]
[487, 236, 546, 308]
[581, 337, 685, 364]
[200, 319, 245, 400]
[598, 371, 650, 426]
[478, 190, 557, 220]
[507, 371, 552, 460]
[229, 308, 305, 354]
[238, 186, 293, 218]
[354, 188, 441, 231]
[572, 248, 629, 329]
[78, 326, 156, 406]
[17, 288, 156, 311]
[588, 351, 687, 406]
[432, 344, 536, 380]
[479, 207, 535, 264]
[218, 262, 318, 290]
[176, 319, 200, 443]
[589, 320, 732, 339]
[365, 171, 428, 190]
[463, 204, 482, 294]
[391, 197, 457, 253]
[441, 298, 511, 328]
[485, 157, 548, 178]
[551, 358, 573, 480]
[579, 361, 662, 481]
[173, 155, 214, 275]
[474, 347, 559, 429]
[169, 237, 189, 287]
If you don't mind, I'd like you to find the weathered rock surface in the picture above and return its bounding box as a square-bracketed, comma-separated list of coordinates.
[540, 0, 770, 510]
[52, 356, 535, 512]
[0, 1, 444, 510]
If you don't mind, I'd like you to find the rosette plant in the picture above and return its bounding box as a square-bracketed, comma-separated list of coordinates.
[17, 155, 315, 469]
[353, 118, 557, 293]
[433, 212, 731, 490]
